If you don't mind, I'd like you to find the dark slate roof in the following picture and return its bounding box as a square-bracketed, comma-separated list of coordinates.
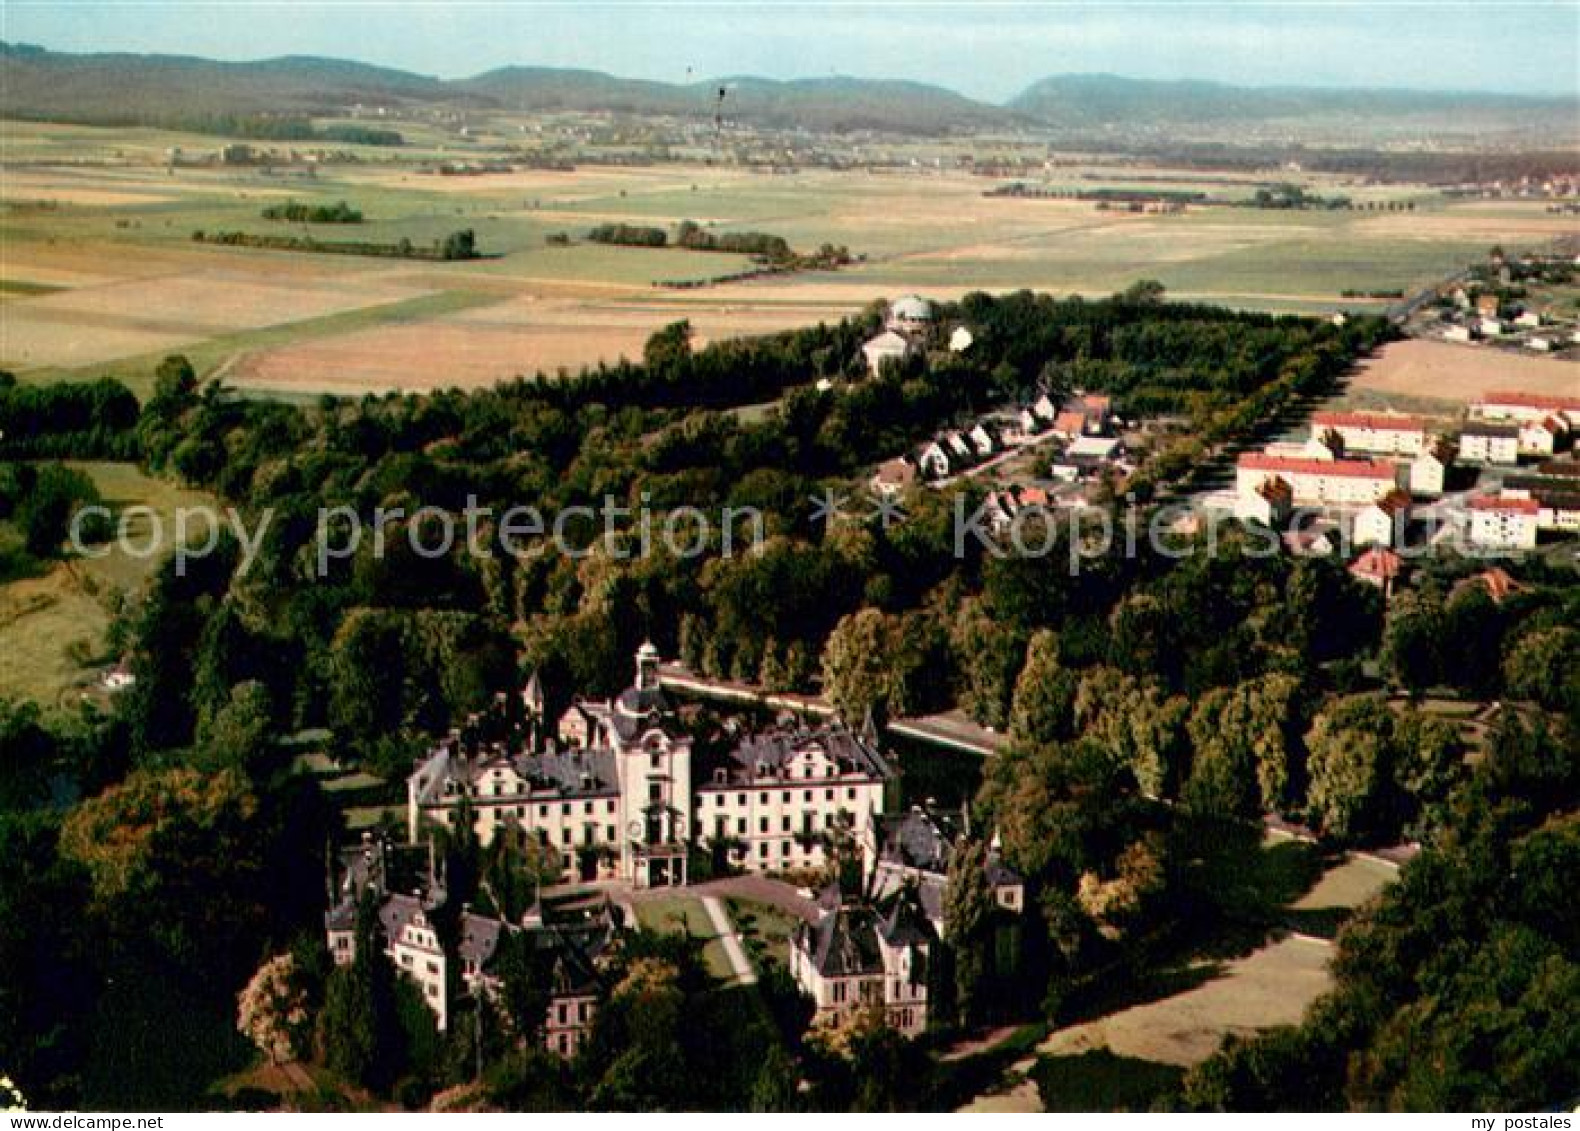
[876, 807, 962, 874]
[879, 891, 934, 949]
[379, 892, 429, 944]
[1461, 421, 1521, 438]
[701, 722, 893, 787]
[796, 906, 885, 978]
[458, 911, 505, 968]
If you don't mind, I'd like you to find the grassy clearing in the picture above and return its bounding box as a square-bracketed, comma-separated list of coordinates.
[1031, 1049, 1184, 1112]
[0, 461, 215, 709]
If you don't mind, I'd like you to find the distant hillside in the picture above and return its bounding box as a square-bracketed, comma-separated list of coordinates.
[1, 43, 1571, 142]
[457, 69, 1018, 133]
[0, 42, 467, 124]
[1008, 72, 1577, 134]
[0, 43, 1017, 135]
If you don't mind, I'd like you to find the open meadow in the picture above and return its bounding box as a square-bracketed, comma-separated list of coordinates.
[0, 462, 216, 708]
[4, 120, 1577, 398]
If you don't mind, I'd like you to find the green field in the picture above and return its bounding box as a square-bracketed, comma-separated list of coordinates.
[0, 461, 216, 709]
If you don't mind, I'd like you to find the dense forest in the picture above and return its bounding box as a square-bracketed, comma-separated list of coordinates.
[1, 290, 1575, 1111]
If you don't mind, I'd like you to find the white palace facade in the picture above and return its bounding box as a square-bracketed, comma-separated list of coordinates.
[408, 644, 895, 888]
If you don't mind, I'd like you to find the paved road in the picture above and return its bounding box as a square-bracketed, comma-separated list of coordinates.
[700, 894, 757, 986]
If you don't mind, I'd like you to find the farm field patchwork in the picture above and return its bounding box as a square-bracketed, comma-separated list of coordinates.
[4, 133, 1576, 397]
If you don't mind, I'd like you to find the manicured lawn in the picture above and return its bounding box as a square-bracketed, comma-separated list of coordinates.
[633, 894, 737, 982]
[724, 895, 800, 970]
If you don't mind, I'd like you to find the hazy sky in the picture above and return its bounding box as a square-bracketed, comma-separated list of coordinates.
[5, 2, 1577, 101]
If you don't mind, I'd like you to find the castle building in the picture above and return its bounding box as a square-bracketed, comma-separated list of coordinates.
[323, 834, 619, 1048]
[789, 893, 934, 1038]
[408, 644, 894, 888]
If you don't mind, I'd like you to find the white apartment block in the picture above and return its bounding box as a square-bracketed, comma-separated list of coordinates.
[1467, 494, 1540, 550]
[1409, 442, 1454, 495]
[1235, 454, 1400, 506]
[1474, 390, 1580, 430]
[1310, 411, 1428, 456]
[1459, 423, 1521, 466]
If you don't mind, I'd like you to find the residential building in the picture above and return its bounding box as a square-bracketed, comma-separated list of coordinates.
[789, 893, 934, 1038]
[1235, 454, 1400, 506]
[1443, 325, 1474, 344]
[870, 457, 917, 497]
[916, 441, 952, 480]
[968, 422, 998, 457]
[1459, 422, 1521, 465]
[1409, 439, 1455, 496]
[1310, 411, 1428, 456]
[1354, 489, 1412, 547]
[1475, 390, 1580, 429]
[861, 330, 913, 375]
[1236, 475, 1293, 527]
[1349, 547, 1404, 596]
[1467, 494, 1540, 550]
[1518, 416, 1568, 457]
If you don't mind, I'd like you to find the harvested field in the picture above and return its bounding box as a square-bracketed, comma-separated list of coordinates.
[1350, 339, 1579, 406]
[4, 145, 1573, 394]
[227, 292, 858, 394]
[1, 268, 426, 369]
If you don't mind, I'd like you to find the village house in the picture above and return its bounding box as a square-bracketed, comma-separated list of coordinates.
[1310, 411, 1428, 456]
[1467, 493, 1540, 550]
[1349, 547, 1404, 597]
[1453, 567, 1524, 605]
[411, 645, 894, 887]
[887, 294, 935, 335]
[1353, 489, 1413, 548]
[1051, 410, 1088, 440]
[870, 456, 918, 498]
[1409, 439, 1456, 496]
[861, 329, 914, 376]
[788, 893, 934, 1038]
[1443, 324, 1475, 344]
[948, 325, 974, 353]
[1235, 453, 1401, 506]
[1459, 421, 1521, 465]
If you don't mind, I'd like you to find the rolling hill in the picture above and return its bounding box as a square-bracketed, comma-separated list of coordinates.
[1, 42, 1572, 141]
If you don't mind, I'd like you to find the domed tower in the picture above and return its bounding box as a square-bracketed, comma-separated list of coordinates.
[612, 641, 691, 887]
